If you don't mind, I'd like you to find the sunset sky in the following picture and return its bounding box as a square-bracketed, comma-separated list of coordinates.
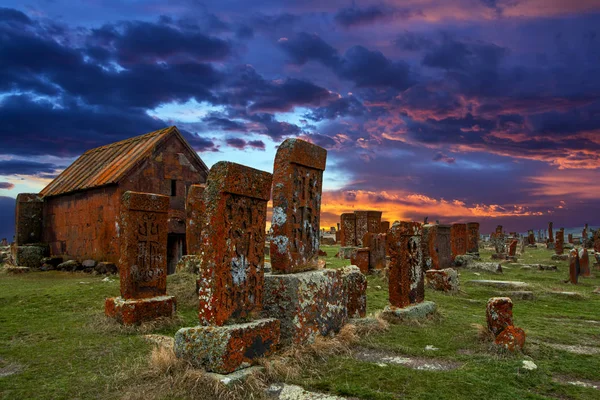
[1, 0, 599, 239]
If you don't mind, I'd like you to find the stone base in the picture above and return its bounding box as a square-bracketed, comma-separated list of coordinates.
[338, 246, 360, 259]
[105, 295, 176, 325]
[264, 269, 347, 345]
[4, 266, 31, 274]
[11, 244, 49, 269]
[381, 301, 437, 323]
[495, 291, 534, 300]
[551, 254, 568, 261]
[174, 318, 280, 374]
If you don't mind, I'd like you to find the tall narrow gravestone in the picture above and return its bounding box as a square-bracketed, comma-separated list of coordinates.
[174, 162, 280, 374]
[340, 213, 357, 247]
[264, 139, 358, 345]
[450, 223, 467, 260]
[382, 221, 436, 322]
[270, 138, 327, 273]
[466, 222, 480, 254]
[105, 191, 176, 324]
[556, 228, 565, 255]
[423, 224, 451, 270]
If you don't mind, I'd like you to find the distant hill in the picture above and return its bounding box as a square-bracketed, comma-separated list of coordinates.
[0, 196, 15, 241]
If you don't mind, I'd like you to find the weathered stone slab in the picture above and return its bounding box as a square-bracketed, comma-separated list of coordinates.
[450, 223, 467, 260]
[468, 280, 529, 289]
[263, 269, 347, 345]
[486, 297, 513, 336]
[105, 295, 176, 325]
[494, 291, 534, 300]
[118, 191, 170, 300]
[175, 254, 201, 274]
[350, 248, 370, 274]
[495, 326, 526, 352]
[568, 248, 579, 284]
[556, 228, 565, 255]
[338, 246, 359, 260]
[196, 162, 271, 326]
[381, 301, 437, 323]
[270, 138, 327, 274]
[363, 232, 386, 270]
[422, 224, 451, 270]
[425, 268, 459, 292]
[387, 221, 424, 308]
[466, 262, 502, 273]
[343, 266, 367, 318]
[174, 318, 280, 374]
[466, 222, 480, 254]
[508, 239, 518, 257]
[185, 184, 206, 255]
[380, 221, 390, 233]
[579, 248, 590, 277]
[340, 213, 356, 247]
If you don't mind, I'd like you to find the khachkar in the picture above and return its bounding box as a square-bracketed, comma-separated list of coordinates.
[105, 191, 176, 324]
[555, 228, 565, 255]
[382, 221, 436, 322]
[174, 162, 280, 374]
[450, 223, 467, 260]
[264, 138, 362, 345]
[11, 193, 48, 269]
[466, 222, 480, 255]
[422, 224, 451, 270]
[547, 222, 554, 249]
[270, 138, 327, 273]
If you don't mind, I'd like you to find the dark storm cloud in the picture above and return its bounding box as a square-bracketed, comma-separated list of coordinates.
[422, 36, 507, 72]
[203, 115, 248, 132]
[0, 182, 15, 189]
[334, 6, 420, 28]
[0, 159, 61, 176]
[247, 113, 302, 140]
[279, 33, 414, 90]
[394, 31, 435, 51]
[306, 96, 366, 121]
[0, 7, 31, 24]
[432, 153, 456, 164]
[225, 138, 266, 150]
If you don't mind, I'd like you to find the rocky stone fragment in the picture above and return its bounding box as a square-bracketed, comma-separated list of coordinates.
[486, 297, 513, 336]
[468, 280, 529, 289]
[343, 266, 367, 318]
[494, 325, 526, 352]
[95, 262, 118, 275]
[466, 262, 502, 273]
[57, 259, 82, 271]
[387, 221, 424, 308]
[579, 248, 590, 277]
[425, 268, 459, 292]
[350, 248, 370, 274]
[381, 301, 437, 323]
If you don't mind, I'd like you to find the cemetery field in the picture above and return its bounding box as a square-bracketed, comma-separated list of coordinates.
[1, 246, 600, 399]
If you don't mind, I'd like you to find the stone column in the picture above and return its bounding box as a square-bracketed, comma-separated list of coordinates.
[466, 222, 480, 254]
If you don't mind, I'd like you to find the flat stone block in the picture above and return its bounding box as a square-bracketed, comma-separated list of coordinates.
[4, 266, 31, 274]
[495, 291, 534, 300]
[425, 268, 459, 292]
[264, 269, 347, 345]
[343, 266, 367, 318]
[467, 280, 529, 289]
[205, 366, 264, 386]
[466, 262, 502, 274]
[105, 295, 176, 325]
[381, 301, 437, 323]
[551, 254, 569, 261]
[174, 318, 280, 374]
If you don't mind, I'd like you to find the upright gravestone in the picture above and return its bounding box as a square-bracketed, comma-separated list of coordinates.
[527, 230, 535, 245]
[380, 221, 390, 233]
[185, 184, 206, 255]
[555, 228, 565, 255]
[264, 139, 352, 345]
[508, 239, 518, 257]
[466, 222, 480, 254]
[174, 162, 279, 373]
[105, 191, 176, 324]
[354, 211, 382, 247]
[579, 248, 590, 277]
[270, 139, 327, 273]
[548, 222, 554, 243]
[594, 230, 600, 253]
[340, 213, 357, 247]
[422, 224, 451, 270]
[568, 233, 573, 244]
[363, 232, 387, 270]
[568, 248, 579, 284]
[450, 223, 467, 260]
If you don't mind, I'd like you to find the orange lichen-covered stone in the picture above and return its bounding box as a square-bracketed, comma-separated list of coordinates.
[380, 221, 390, 233]
[343, 266, 367, 318]
[555, 228, 565, 255]
[196, 162, 272, 326]
[363, 232, 387, 270]
[466, 222, 480, 254]
[118, 191, 170, 300]
[527, 230, 536, 245]
[350, 248, 370, 274]
[450, 223, 467, 260]
[508, 239, 518, 257]
[422, 224, 451, 270]
[270, 139, 327, 274]
[105, 295, 176, 325]
[494, 325, 526, 352]
[185, 184, 205, 255]
[175, 318, 280, 374]
[355, 211, 382, 247]
[340, 213, 357, 247]
[387, 221, 424, 308]
[569, 248, 580, 284]
[425, 268, 459, 292]
[579, 248, 590, 277]
[486, 297, 513, 336]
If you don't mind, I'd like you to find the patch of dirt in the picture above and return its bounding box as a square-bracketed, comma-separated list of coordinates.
[352, 348, 462, 371]
[553, 375, 600, 391]
[0, 357, 23, 377]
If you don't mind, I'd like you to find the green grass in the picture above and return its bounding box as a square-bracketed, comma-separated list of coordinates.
[1, 245, 600, 399]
